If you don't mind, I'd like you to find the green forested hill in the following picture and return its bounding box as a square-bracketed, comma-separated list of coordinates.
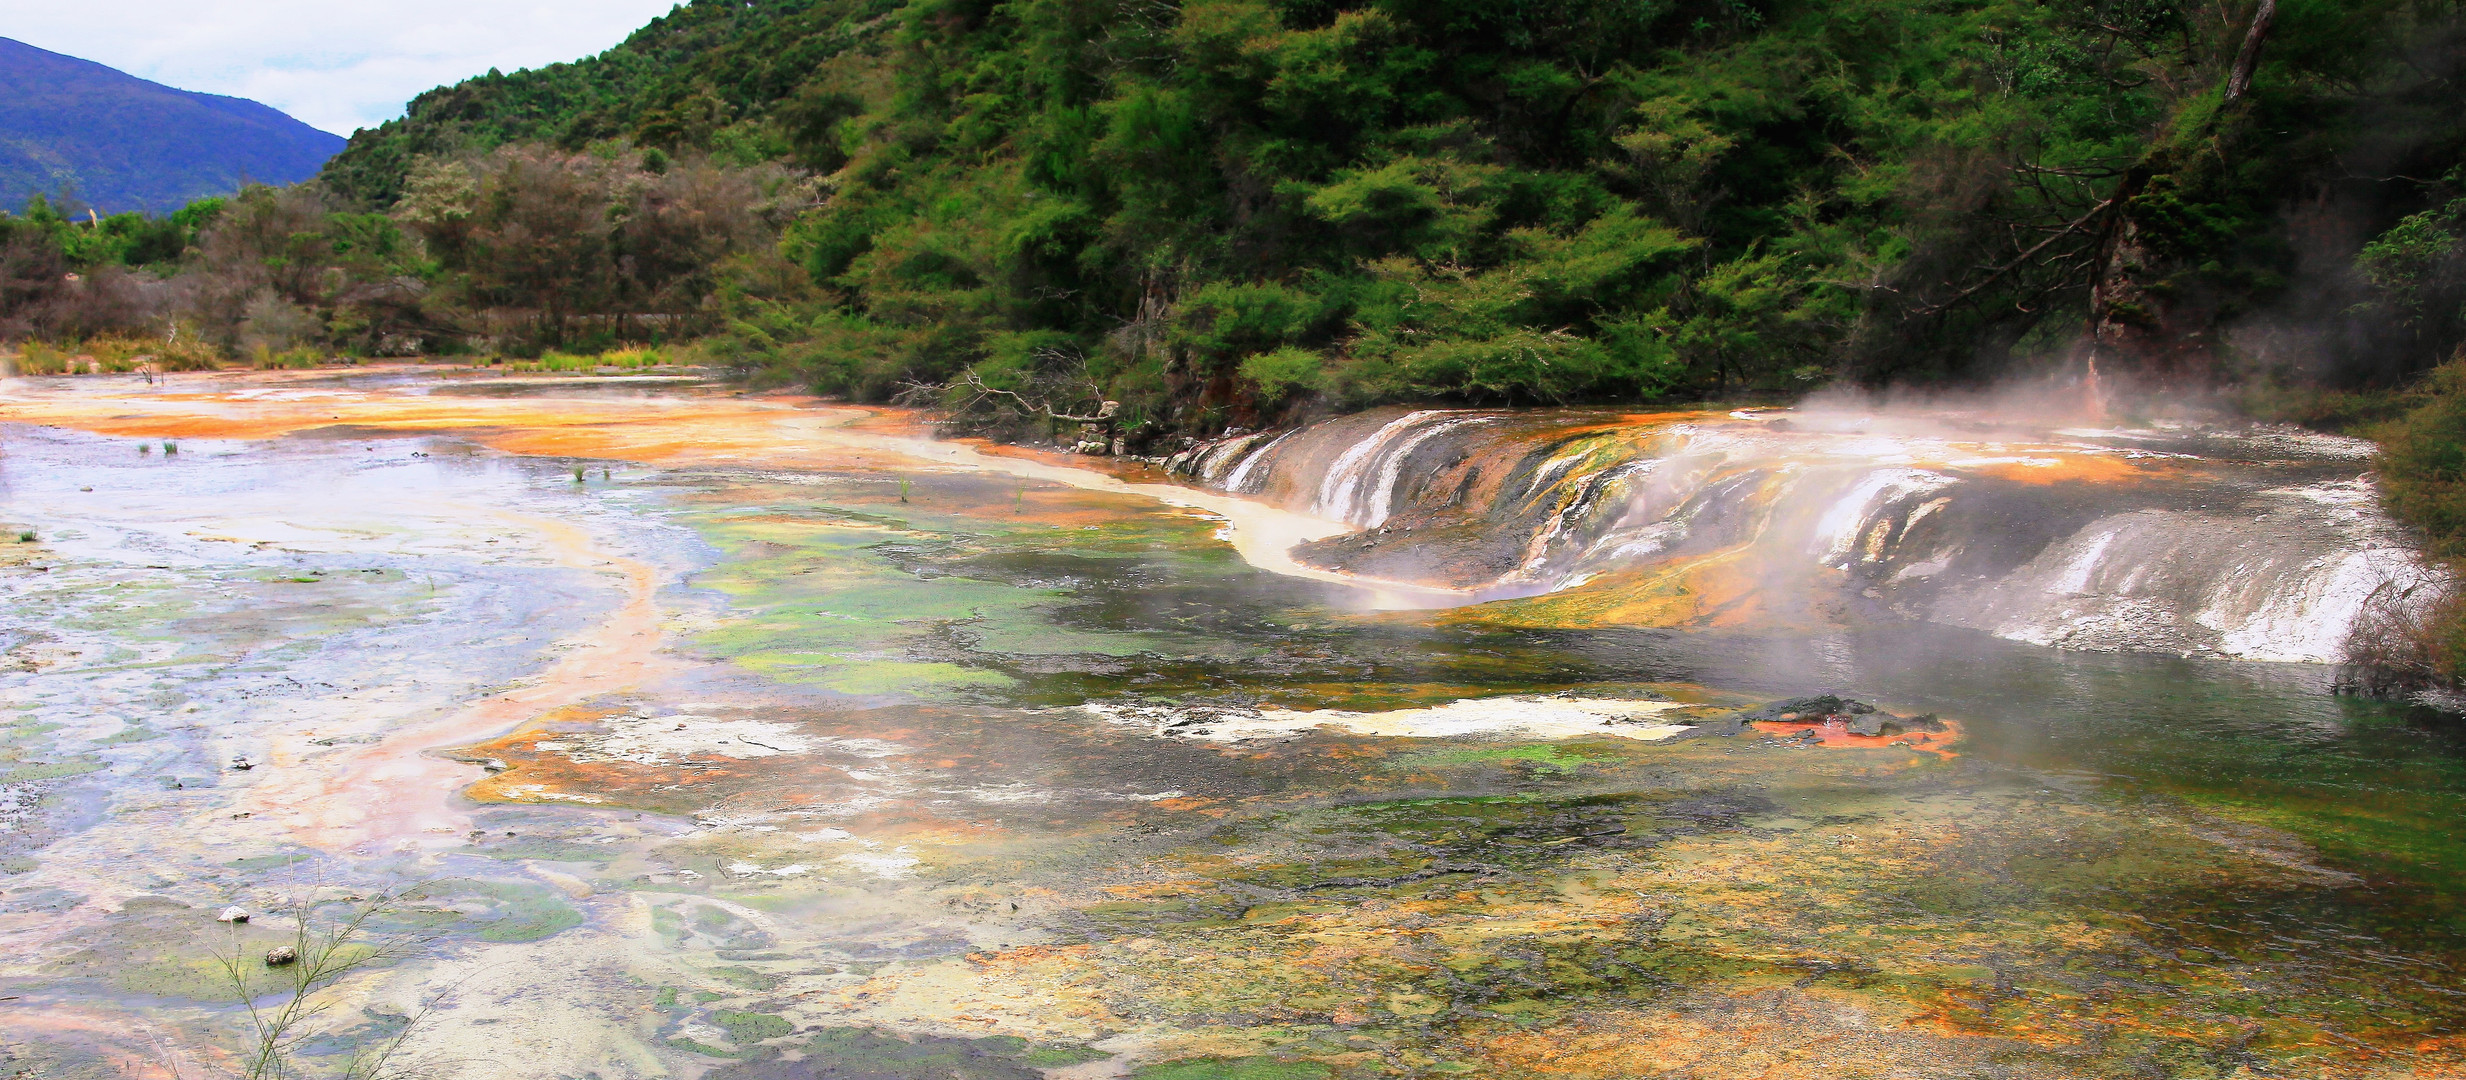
[321, 0, 883, 206]
[317, 0, 2466, 429]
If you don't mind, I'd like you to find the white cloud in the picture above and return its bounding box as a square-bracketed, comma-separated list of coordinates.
[12, 1, 685, 135]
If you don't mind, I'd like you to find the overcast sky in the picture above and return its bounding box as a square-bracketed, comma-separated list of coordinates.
[12, 0, 684, 136]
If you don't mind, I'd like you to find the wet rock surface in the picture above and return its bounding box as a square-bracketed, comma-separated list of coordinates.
[1740, 695, 1878, 722]
[1178, 406, 2437, 662]
[2, 370, 2462, 1080]
[1733, 695, 1947, 737]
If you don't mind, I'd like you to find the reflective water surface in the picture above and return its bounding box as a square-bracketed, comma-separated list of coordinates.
[1, 367, 2462, 1079]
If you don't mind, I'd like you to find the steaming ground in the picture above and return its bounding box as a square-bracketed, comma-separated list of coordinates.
[3, 366, 2464, 1079]
[1174, 382, 2438, 664]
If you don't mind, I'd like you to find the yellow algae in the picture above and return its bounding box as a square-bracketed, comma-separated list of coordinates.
[1949, 450, 2201, 486]
[1457, 546, 1773, 630]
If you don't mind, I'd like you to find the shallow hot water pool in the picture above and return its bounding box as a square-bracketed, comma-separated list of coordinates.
[1, 367, 2461, 1079]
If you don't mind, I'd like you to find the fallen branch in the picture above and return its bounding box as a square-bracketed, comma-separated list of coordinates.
[951, 370, 1117, 424]
[1916, 196, 2118, 316]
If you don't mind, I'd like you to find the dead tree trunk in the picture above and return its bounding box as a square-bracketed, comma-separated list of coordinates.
[2225, 0, 2279, 104]
[2076, 0, 2279, 376]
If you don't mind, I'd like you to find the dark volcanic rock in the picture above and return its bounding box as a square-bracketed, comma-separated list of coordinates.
[1671, 713, 1747, 738]
[1740, 695, 1876, 722]
[1846, 712, 1947, 737]
[1739, 695, 1946, 736]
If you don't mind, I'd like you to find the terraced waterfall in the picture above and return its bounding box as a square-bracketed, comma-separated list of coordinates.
[1177, 403, 2437, 662]
[5, 368, 2466, 1080]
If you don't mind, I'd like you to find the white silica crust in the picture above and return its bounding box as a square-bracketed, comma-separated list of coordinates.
[1084, 696, 1700, 743]
[531, 713, 818, 765]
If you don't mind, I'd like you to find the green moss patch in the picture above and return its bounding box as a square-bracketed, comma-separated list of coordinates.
[1132, 1058, 1333, 1080]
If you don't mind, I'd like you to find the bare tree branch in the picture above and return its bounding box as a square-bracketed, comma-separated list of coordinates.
[1917, 196, 2119, 316]
[950, 369, 1117, 424]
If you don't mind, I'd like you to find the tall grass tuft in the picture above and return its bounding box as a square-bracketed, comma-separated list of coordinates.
[2341, 582, 2465, 699]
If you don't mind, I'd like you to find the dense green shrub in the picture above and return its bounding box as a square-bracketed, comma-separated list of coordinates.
[2379, 361, 2466, 558]
[2350, 359, 2466, 694]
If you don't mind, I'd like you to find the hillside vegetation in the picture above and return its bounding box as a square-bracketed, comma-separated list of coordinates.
[309, 0, 2466, 430]
[10, 0, 2466, 434]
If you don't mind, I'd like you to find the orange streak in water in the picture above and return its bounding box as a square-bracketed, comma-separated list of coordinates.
[1749, 718, 1963, 759]
[240, 510, 675, 856]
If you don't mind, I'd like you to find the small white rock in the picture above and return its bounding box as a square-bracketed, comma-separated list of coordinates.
[217, 906, 250, 923]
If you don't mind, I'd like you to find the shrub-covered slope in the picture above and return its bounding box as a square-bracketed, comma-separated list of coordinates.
[320, 0, 2466, 431]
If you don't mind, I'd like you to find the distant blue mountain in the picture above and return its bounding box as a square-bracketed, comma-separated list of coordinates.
[0, 37, 345, 215]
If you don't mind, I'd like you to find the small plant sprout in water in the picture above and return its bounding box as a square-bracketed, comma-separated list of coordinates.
[139, 442, 151, 454]
[162, 441, 177, 454]
[17, 532, 34, 543]
[898, 477, 911, 503]
[216, 886, 449, 1080]
[573, 465, 586, 483]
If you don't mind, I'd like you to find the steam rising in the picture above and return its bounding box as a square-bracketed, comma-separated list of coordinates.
[1173, 381, 2440, 664]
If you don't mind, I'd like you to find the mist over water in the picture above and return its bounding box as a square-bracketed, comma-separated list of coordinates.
[1175, 388, 2438, 664]
[4, 367, 2465, 1079]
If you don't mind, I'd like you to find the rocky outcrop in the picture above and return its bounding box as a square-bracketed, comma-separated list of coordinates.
[1736, 696, 1947, 737]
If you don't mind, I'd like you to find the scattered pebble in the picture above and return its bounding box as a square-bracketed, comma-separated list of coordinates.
[217, 906, 249, 923]
[264, 945, 298, 967]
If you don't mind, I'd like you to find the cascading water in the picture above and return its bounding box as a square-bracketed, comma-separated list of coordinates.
[1312, 411, 1498, 528]
[1170, 404, 2441, 663]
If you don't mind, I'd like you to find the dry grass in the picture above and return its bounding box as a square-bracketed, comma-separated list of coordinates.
[2339, 578, 2464, 698]
[4, 332, 227, 375]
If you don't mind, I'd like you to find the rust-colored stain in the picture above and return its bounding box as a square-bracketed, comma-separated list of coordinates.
[0, 365, 1148, 486]
[1749, 717, 1963, 759]
[1952, 453, 2201, 486]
